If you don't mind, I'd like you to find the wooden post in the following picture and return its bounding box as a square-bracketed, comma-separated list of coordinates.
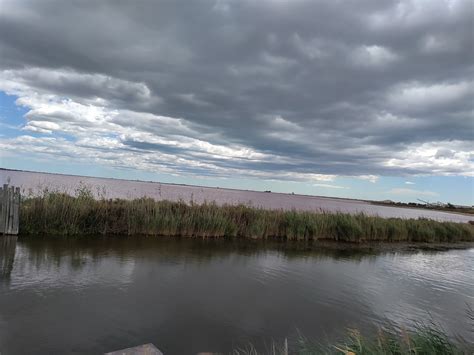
[12, 187, 20, 235]
[0, 184, 20, 235]
[8, 186, 13, 234]
[0, 185, 4, 234]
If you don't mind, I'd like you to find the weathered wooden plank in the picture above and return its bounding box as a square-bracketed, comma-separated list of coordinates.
[12, 187, 20, 235]
[0, 186, 4, 234]
[105, 343, 163, 355]
[0, 185, 20, 235]
[7, 186, 14, 234]
[4, 185, 10, 235]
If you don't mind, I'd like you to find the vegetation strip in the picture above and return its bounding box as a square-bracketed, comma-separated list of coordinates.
[233, 323, 472, 354]
[19, 191, 473, 242]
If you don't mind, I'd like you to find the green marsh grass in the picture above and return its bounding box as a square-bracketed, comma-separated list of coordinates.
[233, 323, 471, 354]
[19, 191, 474, 242]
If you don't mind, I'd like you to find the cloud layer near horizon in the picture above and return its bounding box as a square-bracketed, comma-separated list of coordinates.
[0, 0, 473, 182]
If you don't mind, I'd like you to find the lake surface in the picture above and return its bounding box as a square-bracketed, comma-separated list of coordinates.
[1, 168, 472, 223]
[1, 237, 473, 354]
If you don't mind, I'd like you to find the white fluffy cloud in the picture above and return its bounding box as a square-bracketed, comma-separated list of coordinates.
[384, 141, 474, 177]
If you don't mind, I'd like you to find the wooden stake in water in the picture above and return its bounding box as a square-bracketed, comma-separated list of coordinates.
[0, 184, 20, 235]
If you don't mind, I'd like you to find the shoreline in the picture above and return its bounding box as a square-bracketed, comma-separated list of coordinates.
[15, 233, 474, 252]
[370, 200, 474, 216]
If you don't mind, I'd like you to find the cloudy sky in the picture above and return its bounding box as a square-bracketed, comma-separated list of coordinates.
[0, 0, 473, 204]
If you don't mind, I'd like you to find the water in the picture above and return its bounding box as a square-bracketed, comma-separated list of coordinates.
[1, 237, 473, 354]
[2, 168, 472, 223]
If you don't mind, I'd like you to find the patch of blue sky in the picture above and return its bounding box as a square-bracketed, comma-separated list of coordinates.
[0, 91, 28, 137]
[0, 90, 76, 142]
[336, 175, 473, 206]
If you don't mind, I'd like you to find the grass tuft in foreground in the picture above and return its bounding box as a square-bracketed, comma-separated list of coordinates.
[19, 191, 474, 243]
[233, 324, 471, 354]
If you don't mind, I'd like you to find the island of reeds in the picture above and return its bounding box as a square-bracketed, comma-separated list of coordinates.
[18, 190, 474, 243]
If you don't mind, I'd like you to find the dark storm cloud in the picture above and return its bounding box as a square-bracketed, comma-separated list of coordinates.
[0, 0, 473, 179]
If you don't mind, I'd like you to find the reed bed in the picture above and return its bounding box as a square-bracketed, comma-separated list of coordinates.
[19, 191, 474, 242]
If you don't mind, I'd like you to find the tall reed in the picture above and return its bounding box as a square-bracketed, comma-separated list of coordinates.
[20, 191, 474, 243]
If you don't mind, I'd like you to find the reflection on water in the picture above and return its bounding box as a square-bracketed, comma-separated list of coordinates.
[0, 236, 17, 279]
[0, 237, 473, 354]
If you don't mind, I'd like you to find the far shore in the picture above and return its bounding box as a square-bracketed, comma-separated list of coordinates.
[1, 168, 472, 223]
[370, 199, 474, 216]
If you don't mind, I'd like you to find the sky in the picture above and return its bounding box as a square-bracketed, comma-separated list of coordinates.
[0, 0, 473, 205]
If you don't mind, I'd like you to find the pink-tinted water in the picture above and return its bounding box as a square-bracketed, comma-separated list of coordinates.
[1, 169, 472, 223]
